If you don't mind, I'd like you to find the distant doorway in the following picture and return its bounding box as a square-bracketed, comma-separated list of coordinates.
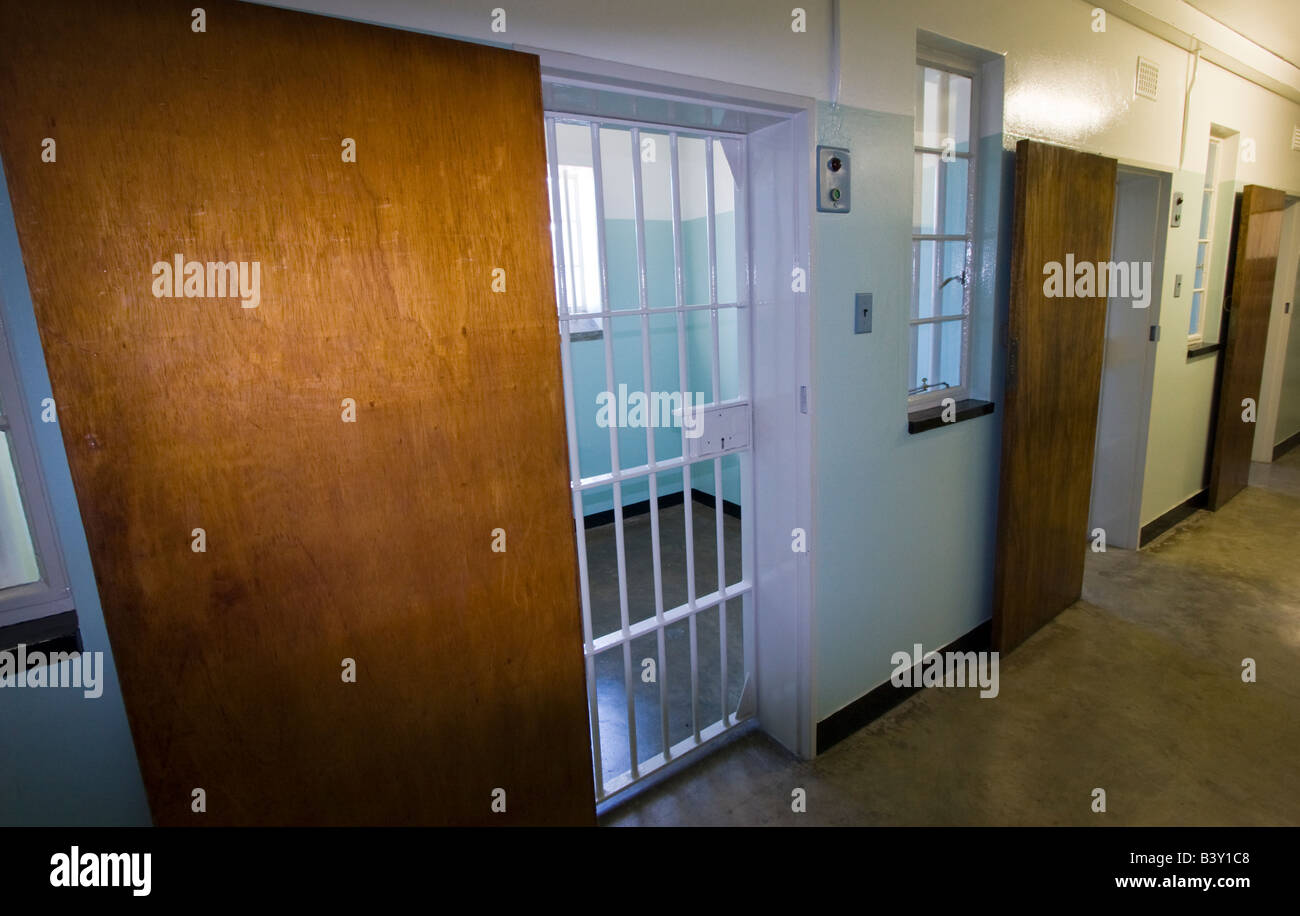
[1089, 167, 1169, 550]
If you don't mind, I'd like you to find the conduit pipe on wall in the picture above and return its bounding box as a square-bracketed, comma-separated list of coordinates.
[1179, 41, 1201, 170]
[828, 0, 842, 105]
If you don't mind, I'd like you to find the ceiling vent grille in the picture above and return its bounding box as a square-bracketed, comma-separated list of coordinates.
[1292, 125, 1300, 152]
[1135, 57, 1159, 101]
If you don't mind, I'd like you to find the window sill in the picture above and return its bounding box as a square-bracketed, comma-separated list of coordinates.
[908, 398, 995, 434]
[0, 610, 81, 658]
[1187, 342, 1222, 359]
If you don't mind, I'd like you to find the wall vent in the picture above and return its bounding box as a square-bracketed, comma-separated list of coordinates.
[1292, 125, 1300, 151]
[1135, 57, 1159, 101]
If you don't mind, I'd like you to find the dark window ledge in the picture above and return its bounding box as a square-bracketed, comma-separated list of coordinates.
[0, 610, 81, 660]
[1187, 342, 1222, 359]
[908, 398, 995, 434]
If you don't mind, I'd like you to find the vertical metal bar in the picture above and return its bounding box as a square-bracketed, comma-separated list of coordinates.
[734, 135, 757, 697]
[546, 118, 605, 798]
[629, 127, 671, 761]
[669, 131, 700, 745]
[590, 122, 638, 778]
[705, 138, 728, 726]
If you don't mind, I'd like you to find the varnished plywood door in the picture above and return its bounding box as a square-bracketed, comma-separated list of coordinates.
[1208, 185, 1286, 510]
[993, 140, 1117, 653]
[0, 0, 594, 824]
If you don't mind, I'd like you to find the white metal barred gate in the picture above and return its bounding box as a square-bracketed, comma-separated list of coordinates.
[544, 113, 756, 802]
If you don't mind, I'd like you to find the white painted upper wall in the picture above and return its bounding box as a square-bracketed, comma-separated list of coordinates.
[260, 0, 1300, 193]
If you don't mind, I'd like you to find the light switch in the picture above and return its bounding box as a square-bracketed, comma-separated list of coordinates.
[1174, 274, 1182, 297]
[1171, 191, 1184, 227]
[854, 292, 872, 334]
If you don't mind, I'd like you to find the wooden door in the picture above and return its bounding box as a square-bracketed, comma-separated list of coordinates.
[0, 0, 594, 825]
[993, 140, 1117, 653]
[1207, 185, 1287, 509]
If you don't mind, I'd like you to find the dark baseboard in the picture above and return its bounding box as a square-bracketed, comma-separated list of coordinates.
[583, 488, 740, 529]
[687, 488, 743, 520]
[815, 619, 992, 755]
[1139, 490, 1207, 547]
[1274, 430, 1300, 462]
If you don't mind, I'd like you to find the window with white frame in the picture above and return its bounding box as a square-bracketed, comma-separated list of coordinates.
[910, 59, 977, 409]
[550, 163, 604, 336]
[1188, 135, 1221, 345]
[0, 310, 73, 628]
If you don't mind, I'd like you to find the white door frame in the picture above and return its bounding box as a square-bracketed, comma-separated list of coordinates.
[1254, 197, 1300, 461]
[1090, 163, 1170, 549]
[530, 49, 816, 800]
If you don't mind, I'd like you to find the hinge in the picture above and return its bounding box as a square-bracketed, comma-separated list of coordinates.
[1149, 325, 1160, 342]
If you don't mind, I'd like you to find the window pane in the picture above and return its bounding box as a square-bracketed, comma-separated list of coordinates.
[0, 431, 41, 590]
[551, 121, 603, 332]
[713, 138, 740, 306]
[1204, 140, 1218, 190]
[912, 240, 967, 319]
[912, 153, 968, 235]
[914, 65, 972, 152]
[1189, 290, 1203, 336]
[638, 130, 675, 311]
[1199, 189, 1213, 239]
[598, 125, 639, 311]
[937, 318, 964, 391]
[1196, 240, 1208, 270]
[909, 318, 964, 393]
[677, 136, 710, 306]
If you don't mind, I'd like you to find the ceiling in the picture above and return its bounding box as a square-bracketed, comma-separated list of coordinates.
[1185, 0, 1300, 69]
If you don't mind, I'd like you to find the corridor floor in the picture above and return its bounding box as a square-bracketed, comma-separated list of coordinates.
[604, 449, 1300, 826]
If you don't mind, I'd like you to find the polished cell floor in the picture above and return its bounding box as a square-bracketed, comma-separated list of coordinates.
[583, 499, 746, 787]
[604, 449, 1300, 826]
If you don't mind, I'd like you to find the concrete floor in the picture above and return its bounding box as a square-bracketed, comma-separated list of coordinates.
[584, 500, 745, 786]
[604, 450, 1300, 826]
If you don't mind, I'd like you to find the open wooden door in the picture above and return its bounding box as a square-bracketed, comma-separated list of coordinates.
[0, 0, 594, 824]
[1207, 185, 1287, 509]
[993, 140, 1117, 653]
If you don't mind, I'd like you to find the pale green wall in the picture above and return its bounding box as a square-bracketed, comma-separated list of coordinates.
[811, 104, 1007, 717]
[574, 215, 740, 516]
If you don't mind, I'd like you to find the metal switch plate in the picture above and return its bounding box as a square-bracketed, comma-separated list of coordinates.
[681, 401, 751, 460]
[1174, 273, 1182, 297]
[1171, 191, 1184, 227]
[817, 145, 850, 213]
[854, 292, 872, 334]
